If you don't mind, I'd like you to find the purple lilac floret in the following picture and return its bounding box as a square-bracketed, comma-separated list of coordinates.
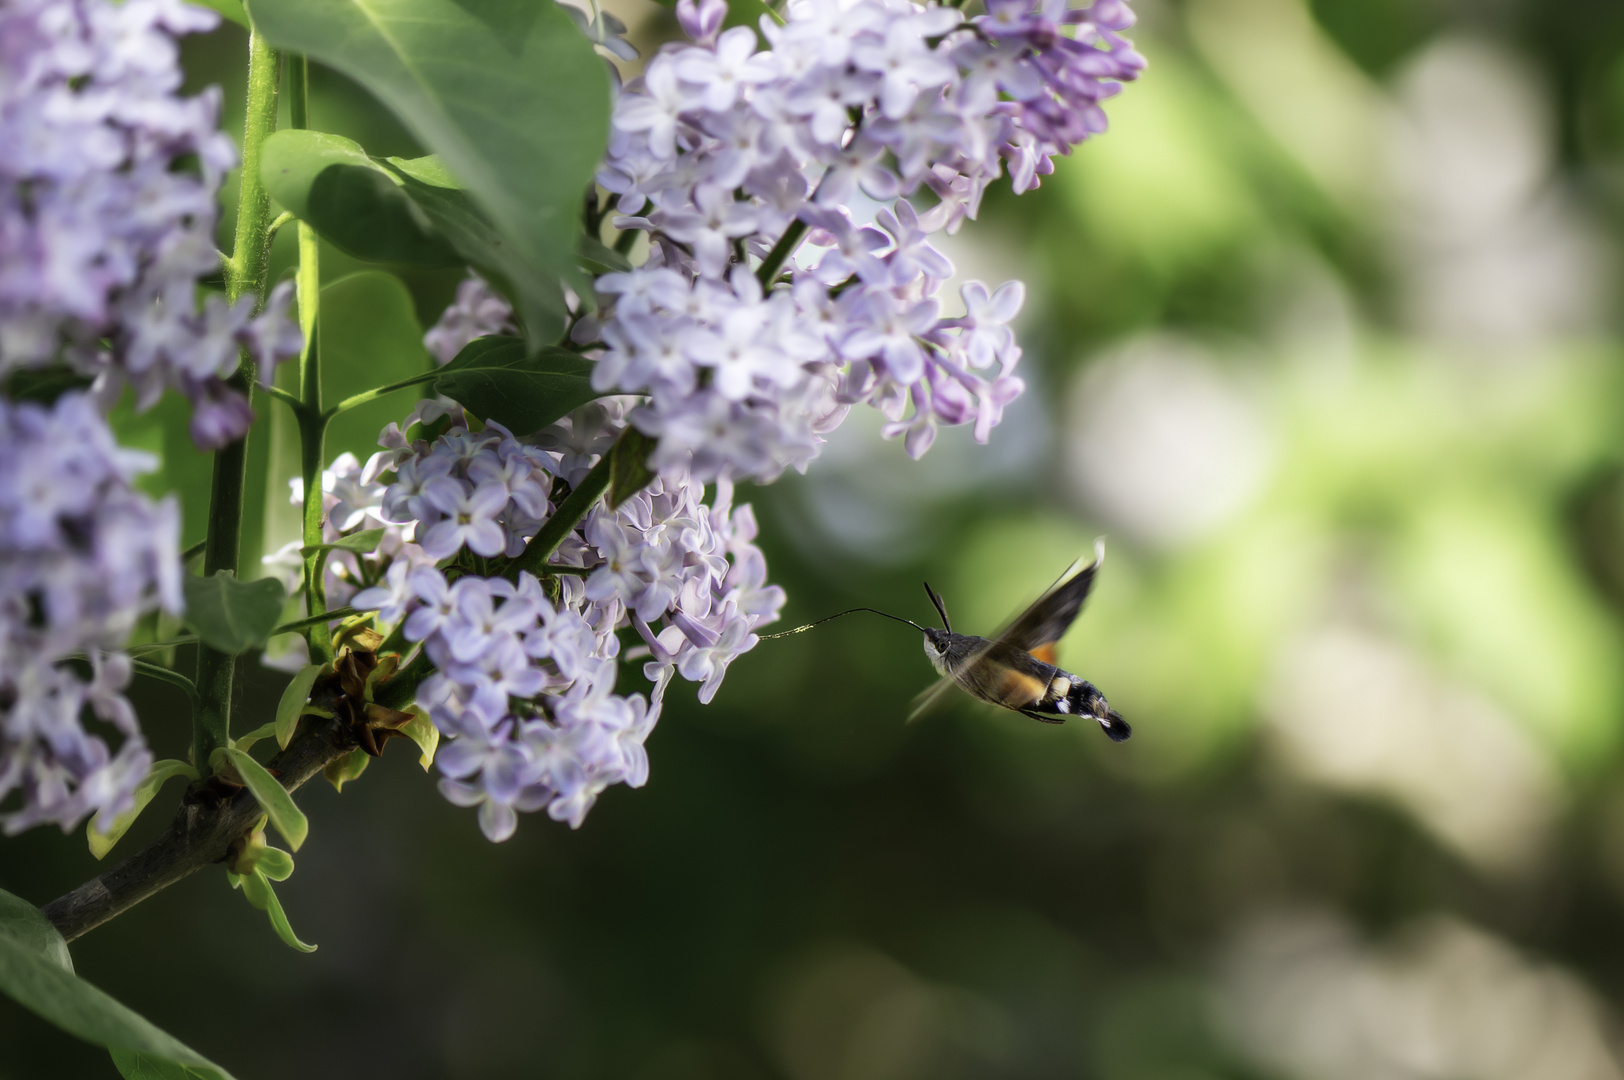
[0, 0, 301, 448]
[0, 393, 182, 835]
[422, 275, 519, 366]
[330, 399, 783, 840]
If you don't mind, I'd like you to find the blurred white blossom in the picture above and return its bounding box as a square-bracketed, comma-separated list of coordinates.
[1063, 337, 1276, 549]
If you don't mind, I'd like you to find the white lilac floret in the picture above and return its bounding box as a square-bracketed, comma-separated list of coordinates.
[0, 393, 182, 835]
[0, 0, 301, 448]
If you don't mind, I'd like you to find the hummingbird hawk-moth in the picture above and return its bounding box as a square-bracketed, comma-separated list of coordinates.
[764, 541, 1129, 740]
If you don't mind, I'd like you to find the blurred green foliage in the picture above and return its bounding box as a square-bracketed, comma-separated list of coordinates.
[9, 0, 1624, 1078]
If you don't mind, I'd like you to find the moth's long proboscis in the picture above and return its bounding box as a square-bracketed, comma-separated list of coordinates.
[759, 607, 926, 639]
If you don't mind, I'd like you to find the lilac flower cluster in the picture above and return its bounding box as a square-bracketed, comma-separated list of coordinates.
[571, 0, 1142, 478]
[0, 0, 301, 448]
[0, 393, 182, 834]
[341, 400, 783, 838]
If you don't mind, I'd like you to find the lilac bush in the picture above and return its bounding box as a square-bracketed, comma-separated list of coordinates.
[0, 0, 1142, 1036]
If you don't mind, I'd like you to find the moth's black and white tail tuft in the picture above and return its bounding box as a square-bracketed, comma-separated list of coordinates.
[1097, 710, 1131, 742]
[1064, 680, 1131, 741]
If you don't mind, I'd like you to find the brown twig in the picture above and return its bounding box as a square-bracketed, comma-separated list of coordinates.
[42, 643, 436, 942]
[40, 716, 355, 943]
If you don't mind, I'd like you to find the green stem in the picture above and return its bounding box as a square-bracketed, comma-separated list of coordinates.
[508, 450, 615, 579]
[274, 606, 360, 636]
[266, 210, 295, 244]
[324, 371, 439, 419]
[195, 26, 281, 771]
[194, 397, 249, 767]
[259, 382, 303, 411]
[747, 0, 786, 26]
[132, 661, 199, 704]
[756, 218, 808, 286]
[125, 639, 199, 658]
[293, 54, 331, 663]
[583, 188, 602, 236]
[222, 33, 281, 308]
[296, 236, 329, 662]
[122, 607, 362, 660]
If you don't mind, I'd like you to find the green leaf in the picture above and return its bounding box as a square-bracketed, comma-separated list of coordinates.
[642, 0, 782, 22]
[111, 1049, 220, 1080]
[229, 871, 317, 953]
[87, 761, 199, 861]
[383, 165, 569, 344]
[609, 427, 659, 508]
[320, 272, 435, 463]
[385, 153, 459, 189]
[363, 654, 402, 700]
[190, 0, 248, 27]
[274, 664, 324, 750]
[2, 366, 94, 405]
[0, 887, 236, 1079]
[0, 889, 72, 974]
[579, 235, 633, 276]
[435, 336, 604, 436]
[253, 847, 295, 883]
[301, 527, 387, 558]
[400, 706, 439, 771]
[251, 0, 610, 346]
[259, 130, 462, 268]
[220, 747, 309, 852]
[231, 723, 279, 754]
[323, 748, 370, 792]
[182, 572, 286, 655]
[729, 0, 784, 28]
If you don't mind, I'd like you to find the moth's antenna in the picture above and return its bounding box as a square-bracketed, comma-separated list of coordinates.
[922, 582, 951, 631]
[759, 608, 927, 639]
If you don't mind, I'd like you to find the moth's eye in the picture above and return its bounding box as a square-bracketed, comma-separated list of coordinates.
[934, 639, 948, 654]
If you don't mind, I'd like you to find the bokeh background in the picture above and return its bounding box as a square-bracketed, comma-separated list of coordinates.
[10, 0, 1624, 1075]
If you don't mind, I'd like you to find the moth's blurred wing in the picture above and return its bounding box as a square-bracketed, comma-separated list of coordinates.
[1000, 539, 1106, 654]
[906, 674, 960, 724]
